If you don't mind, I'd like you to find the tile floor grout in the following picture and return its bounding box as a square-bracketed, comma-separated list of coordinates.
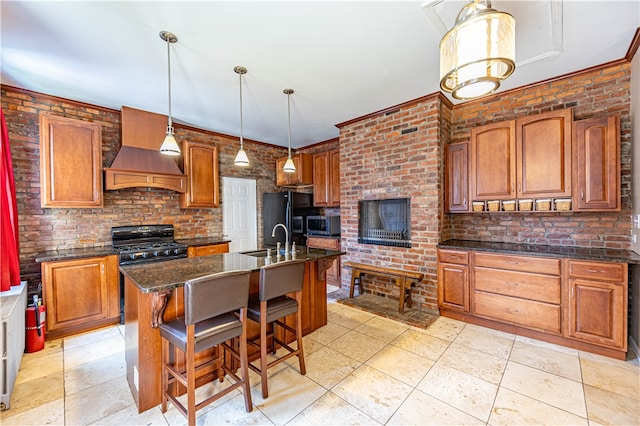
[1, 293, 639, 425]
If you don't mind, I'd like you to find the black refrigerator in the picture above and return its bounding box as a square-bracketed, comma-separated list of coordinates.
[263, 191, 317, 247]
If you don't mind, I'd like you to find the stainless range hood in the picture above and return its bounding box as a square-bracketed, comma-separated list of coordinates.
[104, 106, 186, 192]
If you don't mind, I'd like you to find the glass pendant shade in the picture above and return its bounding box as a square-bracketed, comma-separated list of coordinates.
[283, 88, 297, 173]
[283, 156, 296, 173]
[160, 128, 180, 156]
[160, 31, 181, 155]
[440, 0, 515, 100]
[234, 147, 249, 166]
[234, 66, 250, 167]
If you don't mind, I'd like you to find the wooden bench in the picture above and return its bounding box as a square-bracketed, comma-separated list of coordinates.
[344, 261, 424, 314]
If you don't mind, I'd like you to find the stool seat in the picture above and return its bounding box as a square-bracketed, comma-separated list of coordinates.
[159, 312, 242, 353]
[159, 270, 253, 425]
[247, 295, 298, 324]
[246, 259, 307, 399]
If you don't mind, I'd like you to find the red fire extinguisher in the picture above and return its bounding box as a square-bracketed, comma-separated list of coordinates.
[26, 295, 46, 353]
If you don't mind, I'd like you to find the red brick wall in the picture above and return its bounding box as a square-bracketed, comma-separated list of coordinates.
[2, 86, 288, 289]
[338, 95, 446, 311]
[448, 62, 632, 249]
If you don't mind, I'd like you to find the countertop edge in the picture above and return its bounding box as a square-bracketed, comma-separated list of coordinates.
[437, 239, 640, 264]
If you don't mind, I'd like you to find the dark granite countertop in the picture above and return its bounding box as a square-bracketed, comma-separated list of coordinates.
[120, 248, 345, 293]
[35, 246, 118, 263]
[437, 239, 640, 264]
[175, 237, 230, 247]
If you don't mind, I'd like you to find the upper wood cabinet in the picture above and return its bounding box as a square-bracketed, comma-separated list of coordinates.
[313, 149, 340, 207]
[445, 142, 469, 212]
[276, 153, 313, 186]
[39, 113, 103, 208]
[516, 108, 572, 198]
[330, 150, 340, 206]
[573, 115, 620, 211]
[470, 120, 516, 200]
[180, 141, 219, 208]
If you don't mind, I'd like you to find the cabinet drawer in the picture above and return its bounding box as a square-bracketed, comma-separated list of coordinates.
[474, 252, 560, 275]
[438, 249, 469, 265]
[474, 268, 561, 304]
[307, 237, 340, 250]
[188, 243, 229, 257]
[474, 291, 562, 334]
[567, 260, 625, 282]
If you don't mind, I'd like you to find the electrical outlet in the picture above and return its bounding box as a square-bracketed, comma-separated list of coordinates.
[634, 234, 637, 244]
[634, 214, 640, 229]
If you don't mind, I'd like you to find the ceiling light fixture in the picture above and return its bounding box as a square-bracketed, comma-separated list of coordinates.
[233, 66, 250, 167]
[439, 0, 515, 100]
[282, 88, 296, 174]
[159, 30, 181, 156]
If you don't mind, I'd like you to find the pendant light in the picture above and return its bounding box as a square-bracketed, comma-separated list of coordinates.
[282, 88, 296, 173]
[233, 66, 250, 167]
[159, 30, 181, 156]
[439, 0, 515, 100]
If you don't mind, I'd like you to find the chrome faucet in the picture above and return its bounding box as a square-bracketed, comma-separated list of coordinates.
[271, 223, 289, 254]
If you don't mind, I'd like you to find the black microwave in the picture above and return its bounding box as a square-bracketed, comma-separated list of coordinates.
[307, 215, 340, 236]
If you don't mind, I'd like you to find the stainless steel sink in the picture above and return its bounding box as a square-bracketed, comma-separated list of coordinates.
[241, 248, 288, 257]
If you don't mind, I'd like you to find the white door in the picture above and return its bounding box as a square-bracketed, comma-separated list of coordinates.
[222, 177, 257, 252]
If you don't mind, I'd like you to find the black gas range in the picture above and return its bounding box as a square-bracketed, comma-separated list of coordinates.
[112, 225, 188, 265]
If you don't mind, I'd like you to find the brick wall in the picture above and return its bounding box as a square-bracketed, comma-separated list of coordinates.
[2, 86, 288, 291]
[448, 62, 632, 249]
[338, 95, 445, 312]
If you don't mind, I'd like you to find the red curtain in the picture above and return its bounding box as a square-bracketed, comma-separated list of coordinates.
[1, 107, 21, 291]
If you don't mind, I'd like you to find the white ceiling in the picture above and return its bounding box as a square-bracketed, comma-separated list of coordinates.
[1, 1, 639, 148]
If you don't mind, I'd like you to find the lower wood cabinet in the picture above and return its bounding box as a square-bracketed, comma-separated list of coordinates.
[41, 255, 120, 339]
[565, 260, 627, 350]
[436, 248, 628, 359]
[306, 236, 341, 286]
[187, 242, 229, 257]
[437, 249, 469, 312]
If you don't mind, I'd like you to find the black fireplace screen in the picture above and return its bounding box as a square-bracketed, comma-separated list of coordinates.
[358, 198, 411, 248]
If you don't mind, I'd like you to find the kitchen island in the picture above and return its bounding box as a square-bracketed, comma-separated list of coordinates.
[120, 247, 343, 413]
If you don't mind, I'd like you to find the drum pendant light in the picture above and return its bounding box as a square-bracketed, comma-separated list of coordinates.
[439, 0, 515, 100]
[159, 30, 181, 156]
[282, 89, 296, 173]
[233, 66, 250, 167]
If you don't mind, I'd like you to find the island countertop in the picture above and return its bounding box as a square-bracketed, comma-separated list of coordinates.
[120, 248, 344, 293]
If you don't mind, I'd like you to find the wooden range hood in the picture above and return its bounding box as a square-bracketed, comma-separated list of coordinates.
[104, 106, 186, 192]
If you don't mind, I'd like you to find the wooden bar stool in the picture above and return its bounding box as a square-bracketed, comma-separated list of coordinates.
[247, 259, 306, 398]
[159, 270, 252, 425]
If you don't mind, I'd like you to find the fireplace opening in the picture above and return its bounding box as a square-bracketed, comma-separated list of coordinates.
[358, 198, 411, 248]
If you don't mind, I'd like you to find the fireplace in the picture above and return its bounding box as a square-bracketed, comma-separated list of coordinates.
[358, 198, 411, 248]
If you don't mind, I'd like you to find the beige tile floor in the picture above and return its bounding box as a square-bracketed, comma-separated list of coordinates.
[2, 297, 639, 426]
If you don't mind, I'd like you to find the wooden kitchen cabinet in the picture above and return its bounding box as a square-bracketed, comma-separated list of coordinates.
[470, 120, 516, 201]
[565, 260, 627, 350]
[573, 115, 620, 211]
[39, 113, 103, 208]
[313, 149, 340, 207]
[516, 108, 572, 198]
[276, 153, 313, 186]
[187, 242, 229, 257]
[436, 247, 629, 359]
[466, 108, 572, 209]
[437, 249, 469, 312]
[473, 252, 562, 334]
[445, 142, 469, 212]
[307, 236, 341, 286]
[180, 141, 219, 208]
[41, 255, 120, 339]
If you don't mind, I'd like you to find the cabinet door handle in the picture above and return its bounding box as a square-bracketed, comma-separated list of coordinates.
[101, 264, 105, 274]
[511, 184, 515, 192]
[571, 287, 574, 298]
[581, 190, 584, 200]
